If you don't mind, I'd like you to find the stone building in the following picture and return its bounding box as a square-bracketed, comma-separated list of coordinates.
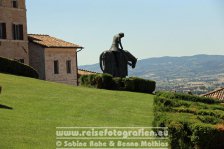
[78, 69, 97, 77]
[28, 34, 83, 86]
[202, 87, 224, 101]
[0, 0, 29, 64]
[0, 0, 83, 86]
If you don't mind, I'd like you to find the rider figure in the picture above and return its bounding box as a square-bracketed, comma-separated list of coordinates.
[100, 33, 137, 77]
[110, 33, 124, 52]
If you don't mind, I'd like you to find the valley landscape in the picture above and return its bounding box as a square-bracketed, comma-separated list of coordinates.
[80, 54, 224, 95]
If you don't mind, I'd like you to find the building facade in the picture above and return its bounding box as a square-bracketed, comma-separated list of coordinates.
[28, 34, 82, 86]
[0, 0, 29, 64]
[0, 0, 83, 86]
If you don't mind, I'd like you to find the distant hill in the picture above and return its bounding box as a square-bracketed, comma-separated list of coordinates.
[79, 54, 224, 81]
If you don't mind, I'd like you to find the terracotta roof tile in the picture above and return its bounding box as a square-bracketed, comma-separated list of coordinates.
[202, 87, 224, 101]
[78, 69, 98, 76]
[28, 34, 83, 48]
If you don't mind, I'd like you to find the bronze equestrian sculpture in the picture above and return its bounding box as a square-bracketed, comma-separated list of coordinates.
[100, 33, 137, 77]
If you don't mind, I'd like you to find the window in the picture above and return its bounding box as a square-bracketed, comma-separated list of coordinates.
[12, 24, 23, 40]
[66, 60, 71, 74]
[0, 23, 6, 39]
[54, 60, 59, 74]
[12, 0, 18, 8]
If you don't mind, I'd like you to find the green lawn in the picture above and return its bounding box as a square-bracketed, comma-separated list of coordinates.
[0, 73, 154, 148]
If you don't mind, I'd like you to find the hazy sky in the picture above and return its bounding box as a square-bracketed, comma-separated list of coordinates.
[27, 0, 224, 65]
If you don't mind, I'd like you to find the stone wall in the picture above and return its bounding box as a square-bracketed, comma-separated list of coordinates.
[28, 42, 45, 79]
[44, 48, 78, 86]
[0, 40, 29, 63]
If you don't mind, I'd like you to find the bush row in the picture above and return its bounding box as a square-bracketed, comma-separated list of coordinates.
[173, 107, 224, 120]
[0, 57, 39, 79]
[156, 91, 220, 104]
[154, 116, 224, 149]
[154, 95, 224, 119]
[154, 94, 224, 121]
[79, 73, 113, 89]
[153, 93, 224, 149]
[79, 74, 156, 93]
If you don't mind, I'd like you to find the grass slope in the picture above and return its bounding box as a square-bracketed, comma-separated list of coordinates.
[0, 73, 154, 148]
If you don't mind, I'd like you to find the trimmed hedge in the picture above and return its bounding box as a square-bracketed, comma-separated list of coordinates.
[79, 74, 156, 93]
[156, 91, 220, 104]
[79, 73, 113, 89]
[153, 92, 224, 149]
[0, 57, 39, 78]
[123, 77, 156, 93]
[0, 57, 39, 79]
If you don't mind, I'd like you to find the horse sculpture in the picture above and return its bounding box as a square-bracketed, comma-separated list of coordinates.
[99, 33, 137, 78]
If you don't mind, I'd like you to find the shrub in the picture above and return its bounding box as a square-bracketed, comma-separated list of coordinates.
[123, 77, 156, 93]
[79, 75, 89, 86]
[79, 73, 113, 89]
[156, 91, 219, 104]
[167, 121, 193, 149]
[101, 73, 113, 89]
[0, 57, 39, 79]
[197, 115, 222, 124]
[79, 75, 156, 93]
[153, 92, 224, 149]
[112, 77, 124, 90]
[190, 123, 224, 149]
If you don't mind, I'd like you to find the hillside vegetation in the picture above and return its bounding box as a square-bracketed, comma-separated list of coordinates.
[0, 73, 154, 148]
[153, 92, 224, 149]
[80, 54, 224, 79]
